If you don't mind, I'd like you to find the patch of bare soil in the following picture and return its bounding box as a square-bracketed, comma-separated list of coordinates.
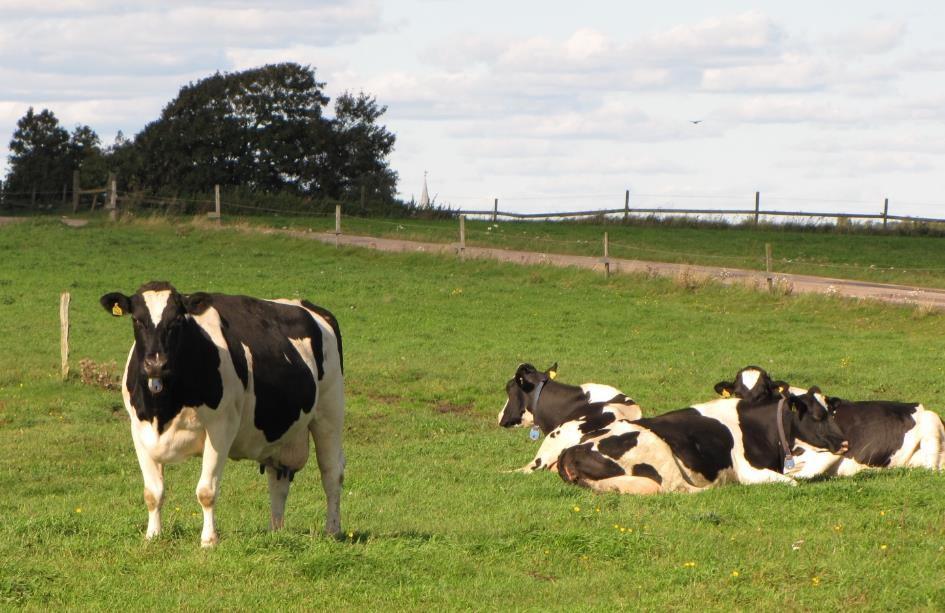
[78, 358, 122, 390]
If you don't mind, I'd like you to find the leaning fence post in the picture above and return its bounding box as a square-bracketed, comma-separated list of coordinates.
[60, 292, 70, 381]
[754, 191, 760, 225]
[335, 204, 341, 247]
[603, 232, 611, 279]
[765, 243, 773, 292]
[492, 198, 498, 223]
[459, 214, 466, 259]
[883, 198, 889, 228]
[624, 189, 629, 222]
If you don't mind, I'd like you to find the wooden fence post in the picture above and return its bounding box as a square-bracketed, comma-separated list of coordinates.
[60, 292, 70, 381]
[624, 189, 629, 222]
[335, 204, 341, 247]
[765, 243, 773, 292]
[603, 232, 610, 279]
[459, 214, 466, 259]
[72, 170, 80, 213]
[492, 198, 498, 223]
[108, 175, 117, 221]
[211, 184, 221, 222]
[754, 191, 760, 225]
[883, 198, 889, 228]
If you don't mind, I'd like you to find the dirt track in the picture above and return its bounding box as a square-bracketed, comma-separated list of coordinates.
[281, 229, 945, 310]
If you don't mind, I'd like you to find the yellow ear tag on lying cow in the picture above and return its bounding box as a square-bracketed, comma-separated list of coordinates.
[721, 389, 731, 398]
[112, 304, 123, 316]
[548, 370, 557, 380]
[778, 386, 786, 393]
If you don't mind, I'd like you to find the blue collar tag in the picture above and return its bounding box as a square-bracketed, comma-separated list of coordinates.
[529, 426, 541, 441]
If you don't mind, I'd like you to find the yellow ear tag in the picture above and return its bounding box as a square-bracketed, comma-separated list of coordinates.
[548, 370, 557, 380]
[112, 304, 123, 316]
[778, 386, 785, 393]
[721, 389, 731, 398]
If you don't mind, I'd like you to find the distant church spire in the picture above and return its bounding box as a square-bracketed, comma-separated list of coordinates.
[420, 171, 430, 208]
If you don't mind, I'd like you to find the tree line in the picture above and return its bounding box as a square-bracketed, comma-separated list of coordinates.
[2, 63, 402, 213]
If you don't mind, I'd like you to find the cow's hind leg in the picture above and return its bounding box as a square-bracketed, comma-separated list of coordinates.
[310, 384, 345, 536]
[267, 467, 292, 530]
[585, 475, 662, 495]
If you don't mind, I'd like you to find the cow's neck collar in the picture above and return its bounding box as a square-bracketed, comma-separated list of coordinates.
[776, 398, 795, 470]
[529, 374, 550, 415]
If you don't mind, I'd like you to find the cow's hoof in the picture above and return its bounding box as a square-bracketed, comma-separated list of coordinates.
[201, 534, 219, 548]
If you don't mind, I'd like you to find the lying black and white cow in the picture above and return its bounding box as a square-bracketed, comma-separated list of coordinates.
[557, 390, 849, 494]
[714, 366, 945, 478]
[498, 363, 641, 472]
[101, 281, 345, 547]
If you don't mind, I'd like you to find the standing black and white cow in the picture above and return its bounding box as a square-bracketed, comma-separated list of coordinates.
[713, 366, 945, 478]
[556, 390, 849, 494]
[498, 363, 641, 472]
[101, 281, 345, 547]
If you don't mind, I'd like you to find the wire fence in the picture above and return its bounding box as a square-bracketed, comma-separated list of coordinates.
[7, 182, 945, 284]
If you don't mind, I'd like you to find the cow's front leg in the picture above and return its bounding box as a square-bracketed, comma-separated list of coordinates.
[735, 463, 798, 486]
[266, 467, 292, 530]
[788, 449, 843, 479]
[131, 429, 165, 540]
[195, 431, 233, 547]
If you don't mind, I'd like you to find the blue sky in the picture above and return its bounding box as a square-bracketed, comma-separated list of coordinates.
[2, 1, 944, 216]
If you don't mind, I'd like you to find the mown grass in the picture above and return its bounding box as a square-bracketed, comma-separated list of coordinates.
[228, 211, 945, 290]
[1, 217, 945, 609]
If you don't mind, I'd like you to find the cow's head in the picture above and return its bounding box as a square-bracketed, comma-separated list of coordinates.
[788, 386, 848, 454]
[497, 362, 557, 428]
[100, 281, 211, 396]
[714, 366, 790, 404]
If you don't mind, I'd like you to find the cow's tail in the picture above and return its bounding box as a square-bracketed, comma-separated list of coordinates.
[302, 301, 344, 375]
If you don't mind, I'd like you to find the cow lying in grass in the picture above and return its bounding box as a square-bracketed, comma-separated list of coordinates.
[714, 366, 945, 478]
[556, 389, 849, 494]
[498, 363, 641, 472]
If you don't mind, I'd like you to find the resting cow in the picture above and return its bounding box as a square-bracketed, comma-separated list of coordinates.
[714, 366, 945, 478]
[557, 390, 848, 494]
[498, 363, 641, 472]
[101, 281, 345, 547]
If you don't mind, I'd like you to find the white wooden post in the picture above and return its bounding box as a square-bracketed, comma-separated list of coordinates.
[765, 243, 773, 291]
[335, 205, 341, 247]
[60, 292, 70, 380]
[603, 232, 610, 278]
[459, 214, 466, 259]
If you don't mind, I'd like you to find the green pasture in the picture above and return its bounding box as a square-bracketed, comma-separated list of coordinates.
[240, 212, 945, 290]
[1, 217, 944, 610]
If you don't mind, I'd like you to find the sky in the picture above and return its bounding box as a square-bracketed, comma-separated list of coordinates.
[2, 1, 945, 217]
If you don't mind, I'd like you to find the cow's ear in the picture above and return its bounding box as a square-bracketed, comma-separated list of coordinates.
[184, 292, 213, 315]
[787, 395, 802, 414]
[546, 362, 558, 380]
[772, 380, 791, 397]
[826, 396, 842, 410]
[714, 381, 734, 398]
[808, 385, 822, 395]
[100, 292, 131, 317]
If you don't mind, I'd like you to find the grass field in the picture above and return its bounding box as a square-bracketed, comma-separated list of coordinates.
[238, 212, 945, 290]
[2, 217, 945, 609]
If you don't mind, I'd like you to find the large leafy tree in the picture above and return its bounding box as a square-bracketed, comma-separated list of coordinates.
[5, 108, 71, 202]
[129, 63, 397, 201]
[330, 92, 398, 202]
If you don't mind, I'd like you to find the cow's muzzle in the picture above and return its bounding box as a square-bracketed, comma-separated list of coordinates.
[143, 354, 167, 395]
